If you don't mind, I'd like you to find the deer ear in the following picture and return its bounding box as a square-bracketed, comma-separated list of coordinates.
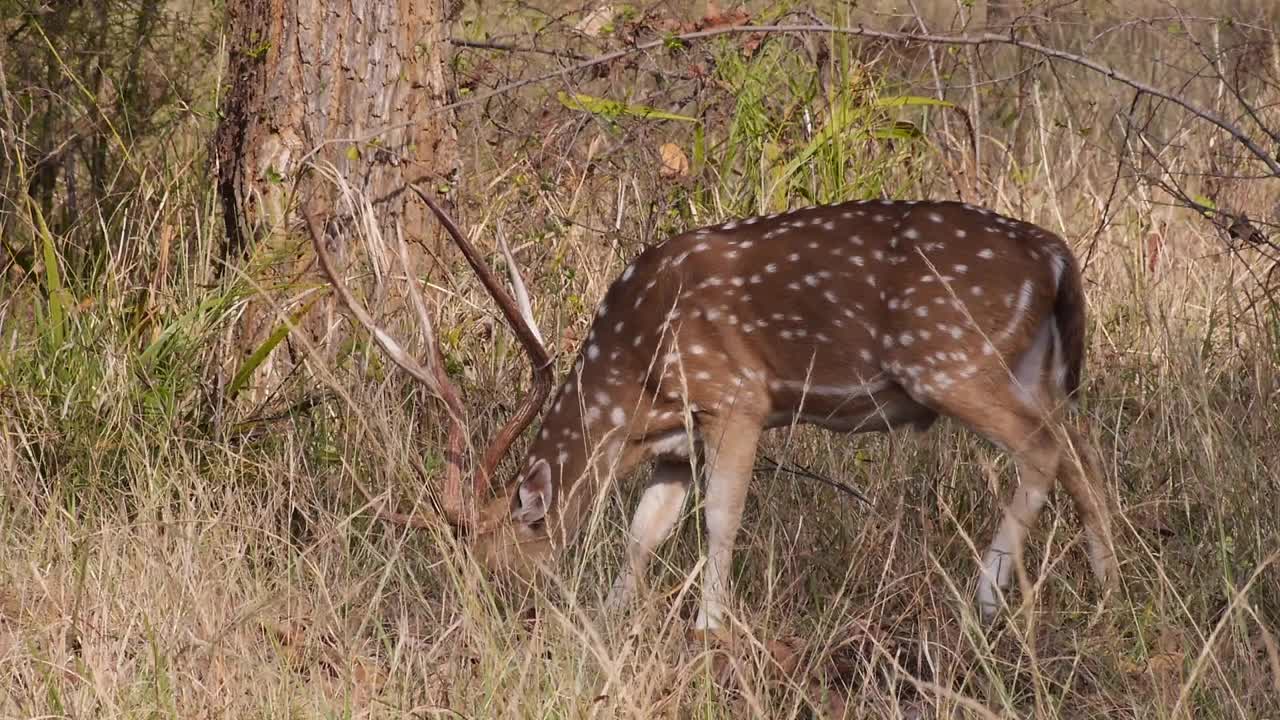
[512, 459, 553, 525]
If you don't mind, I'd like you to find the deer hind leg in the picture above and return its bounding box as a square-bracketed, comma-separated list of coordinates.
[1058, 424, 1117, 595]
[916, 383, 1063, 621]
[976, 423, 1059, 621]
[692, 414, 764, 634]
[928, 384, 1117, 620]
[605, 460, 693, 613]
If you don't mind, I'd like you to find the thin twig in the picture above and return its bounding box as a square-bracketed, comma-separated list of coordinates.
[449, 37, 591, 61]
[757, 454, 872, 507]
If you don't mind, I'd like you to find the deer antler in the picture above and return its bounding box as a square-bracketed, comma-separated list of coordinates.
[303, 210, 472, 527]
[497, 225, 543, 346]
[303, 186, 551, 530]
[409, 185, 554, 490]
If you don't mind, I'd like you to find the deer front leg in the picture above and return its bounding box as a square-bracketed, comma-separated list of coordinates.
[692, 415, 763, 634]
[605, 460, 693, 613]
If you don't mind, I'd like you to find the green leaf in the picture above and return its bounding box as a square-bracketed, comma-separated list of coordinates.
[692, 123, 706, 171]
[1190, 194, 1217, 216]
[869, 122, 923, 140]
[138, 288, 241, 369]
[556, 91, 697, 123]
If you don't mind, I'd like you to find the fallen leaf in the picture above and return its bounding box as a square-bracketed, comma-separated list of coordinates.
[701, 1, 751, 30]
[741, 32, 765, 57]
[659, 143, 690, 178]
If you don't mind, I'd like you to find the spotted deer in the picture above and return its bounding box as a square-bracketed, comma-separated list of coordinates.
[309, 189, 1117, 631]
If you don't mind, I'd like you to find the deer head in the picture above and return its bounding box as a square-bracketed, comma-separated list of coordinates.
[304, 187, 565, 579]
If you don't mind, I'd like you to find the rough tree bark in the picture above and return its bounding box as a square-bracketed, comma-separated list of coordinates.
[214, 0, 458, 405]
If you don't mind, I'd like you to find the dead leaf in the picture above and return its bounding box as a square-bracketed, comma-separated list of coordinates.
[701, 1, 751, 30]
[659, 143, 690, 178]
[741, 32, 765, 58]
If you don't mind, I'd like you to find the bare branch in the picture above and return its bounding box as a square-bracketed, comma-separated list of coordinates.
[449, 37, 591, 62]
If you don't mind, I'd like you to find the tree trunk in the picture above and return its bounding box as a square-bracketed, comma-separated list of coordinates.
[214, 0, 458, 406]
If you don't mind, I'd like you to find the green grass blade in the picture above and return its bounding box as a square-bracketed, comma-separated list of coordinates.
[29, 197, 66, 348]
[226, 292, 324, 399]
[872, 95, 956, 109]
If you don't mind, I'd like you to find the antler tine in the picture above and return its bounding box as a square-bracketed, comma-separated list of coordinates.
[497, 225, 544, 347]
[302, 210, 475, 529]
[410, 185, 554, 490]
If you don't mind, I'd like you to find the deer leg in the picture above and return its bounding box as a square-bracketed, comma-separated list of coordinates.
[605, 460, 693, 613]
[692, 415, 763, 633]
[924, 389, 1062, 621]
[976, 428, 1058, 621]
[1058, 424, 1117, 593]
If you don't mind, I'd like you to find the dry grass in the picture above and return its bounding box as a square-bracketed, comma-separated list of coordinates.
[2, 1, 1280, 717]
